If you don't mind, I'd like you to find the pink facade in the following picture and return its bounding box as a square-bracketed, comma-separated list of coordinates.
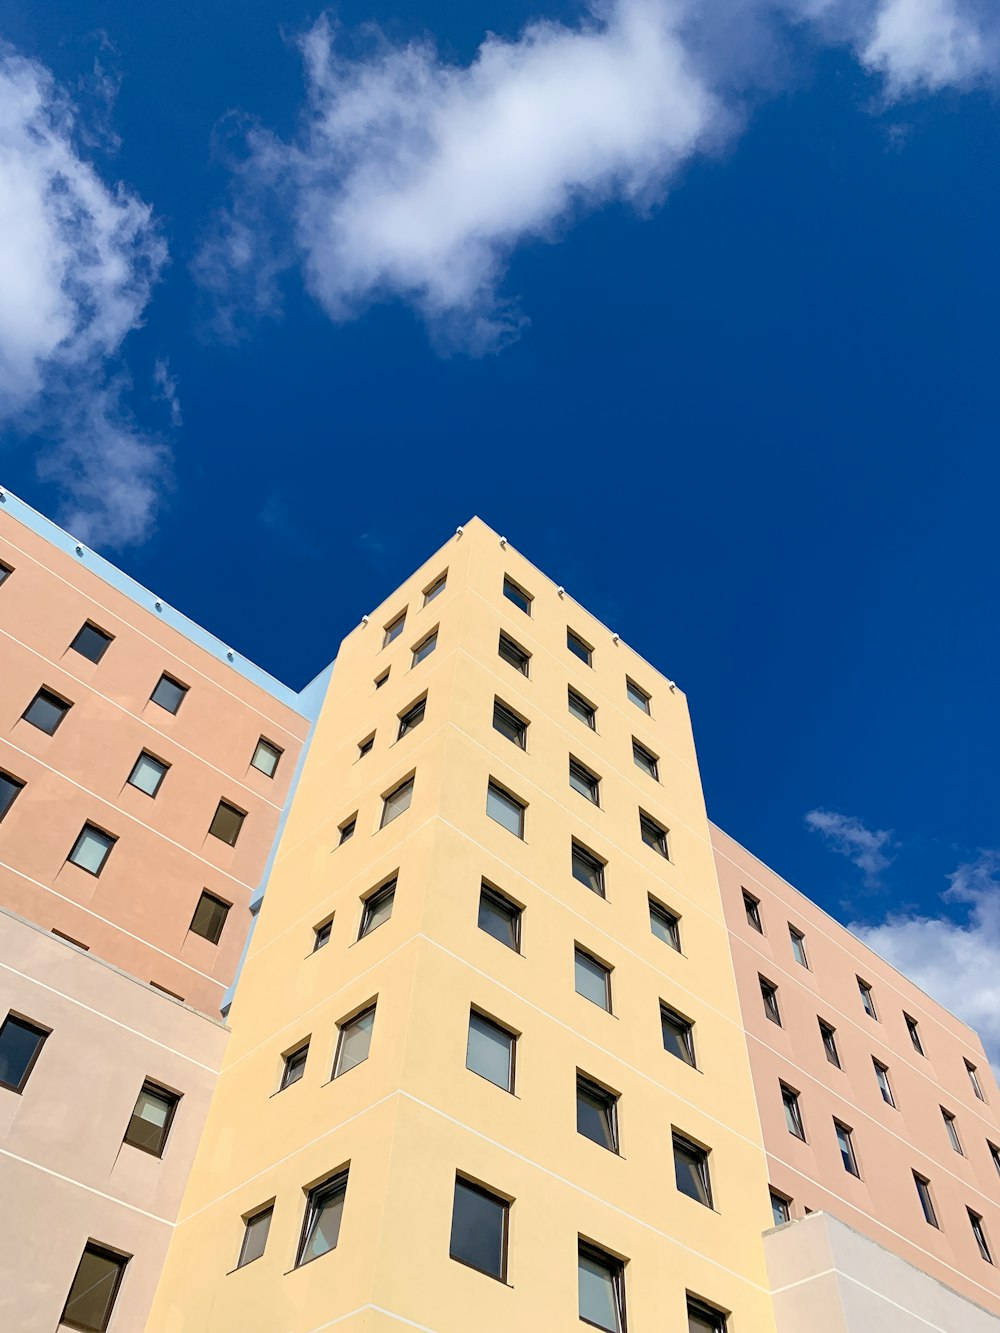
[713, 822, 1000, 1316]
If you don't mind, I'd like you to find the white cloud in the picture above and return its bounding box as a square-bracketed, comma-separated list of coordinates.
[153, 357, 182, 428]
[852, 852, 1000, 1073]
[862, 0, 996, 94]
[805, 808, 895, 884]
[0, 47, 169, 546]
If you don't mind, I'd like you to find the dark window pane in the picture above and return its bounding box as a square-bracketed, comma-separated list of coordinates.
[572, 841, 605, 896]
[359, 882, 395, 938]
[632, 740, 658, 778]
[673, 1134, 713, 1207]
[568, 689, 596, 728]
[333, 1005, 376, 1076]
[466, 1011, 514, 1091]
[22, 688, 70, 734]
[970, 1210, 994, 1263]
[640, 813, 668, 856]
[819, 1021, 841, 1068]
[150, 673, 187, 714]
[209, 801, 246, 846]
[339, 818, 356, 844]
[770, 1192, 791, 1226]
[905, 1014, 925, 1055]
[449, 1177, 508, 1279]
[358, 734, 375, 757]
[966, 1060, 986, 1101]
[423, 573, 447, 603]
[577, 1076, 618, 1152]
[743, 892, 763, 932]
[478, 886, 520, 951]
[238, 1206, 273, 1267]
[569, 759, 600, 803]
[0, 771, 24, 820]
[381, 778, 414, 827]
[397, 698, 426, 738]
[626, 679, 651, 713]
[760, 977, 781, 1025]
[61, 1244, 129, 1332]
[650, 900, 680, 949]
[858, 978, 877, 1019]
[661, 1006, 696, 1066]
[575, 949, 611, 1011]
[127, 751, 168, 797]
[567, 629, 592, 664]
[296, 1172, 348, 1265]
[189, 891, 230, 945]
[70, 622, 113, 663]
[914, 1174, 939, 1227]
[578, 1243, 623, 1333]
[498, 632, 530, 674]
[123, 1082, 178, 1156]
[313, 919, 333, 951]
[789, 927, 809, 967]
[281, 1043, 309, 1090]
[782, 1085, 805, 1139]
[503, 577, 531, 614]
[68, 824, 115, 876]
[412, 631, 437, 665]
[383, 613, 405, 646]
[688, 1297, 728, 1333]
[835, 1122, 860, 1176]
[0, 561, 11, 585]
[493, 700, 526, 747]
[486, 782, 524, 837]
[0, 1013, 48, 1091]
[251, 738, 282, 777]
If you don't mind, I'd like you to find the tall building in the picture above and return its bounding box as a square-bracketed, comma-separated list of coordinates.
[0, 493, 996, 1333]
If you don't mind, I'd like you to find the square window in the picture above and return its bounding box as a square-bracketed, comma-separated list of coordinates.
[338, 816, 356, 844]
[68, 823, 116, 876]
[150, 673, 188, 714]
[770, 1192, 791, 1226]
[237, 1205, 273, 1268]
[835, 1120, 861, 1176]
[789, 926, 809, 967]
[782, 1083, 806, 1140]
[966, 1059, 987, 1101]
[22, 687, 71, 735]
[0, 1012, 49, 1092]
[572, 840, 606, 897]
[578, 1241, 626, 1333]
[632, 740, 658, 779]
[575, 947, 612, 1012]
[189, 890, 230, 945]
[873, 1060, 895, 1108]
[567, 628, 593, 665]
[759, 977, 781, 1026]
[970, 1210, 994, 1264]
[687, 1297, 729, 1333]
[60, 1242, 129, 1333]
[423, 572, 447, 604]
[674, 1133, 713, 1207]
[312, 918, 333, 951]
[649, 899, 681, 950]
[381, 777, 414, 827]
[904, 1013, 925, 1055]
[359, 880, 396, 938]
[450, 1176, 509, 1280]
[0, 560, 11, 585]
[209, 800, 246, 846]
[498, 632, 530, 675]
[942, 1108, 964, 1154]
[397, 696, 427, 739]
[251, 738, 283, 777]
[0, 770, 24, 821]
[466, 1009, 515, 1092]
[626, 678, 651, 713]
[577, 1074, 619, 1152]
[989, 1142, 1000, 1179]
[374, 669, 390, 689]
[569, 757, 600, 804]
[127, 751, 169, 797]
[333, 1004, 376, 1077]
[493, 699, 527, 748]
[661, 1004, 696, 1066]
[478, 884, 521, 951]
[858, 978, 878, 1019]
[280, 1041, 309, 1090]
[383, 612, 406, 647]
[70, 621, 114, 664]
[743, 891, 763, 932]
[568, 688, 596, 729]
[411, 629, 438, 666]
[639, 812, 668, 857]
[358, 733, 375, 758]
[819, 1020, 841, 1068]
[913, 1173, 939, 1228]
[486, 781, 525, 838]
[503, 576, 532, 614]
[123, 1080, 179, 1156]
[296, 1171, 348, 1266]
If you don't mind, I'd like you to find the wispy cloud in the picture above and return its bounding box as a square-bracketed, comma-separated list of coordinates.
[804, 808, 895, 884]
[0, 45, 170, 546]
[153, 357, 182, 428]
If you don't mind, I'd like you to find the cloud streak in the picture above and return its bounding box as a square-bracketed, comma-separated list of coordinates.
[805, 808, 895, 884]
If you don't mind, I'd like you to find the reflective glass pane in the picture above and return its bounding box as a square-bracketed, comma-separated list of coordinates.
[128, 752, 167, 796]
[61, 1245, 127, 1332]
[478, 889, 519, 950]
[335, 1006, 375, 1075]
[486, 784, 523, 837]
[575, 951, 610, 1010]
[466, 1012, 513, 1091]
[381, 779, 414, 826]
[449, 1179, 506, 1278]
[69, 826, 114, 875]
[0, 1014, 46, 1089]
[578, 1247, 620, 1332]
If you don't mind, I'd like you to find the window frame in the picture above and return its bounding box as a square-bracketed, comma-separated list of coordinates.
[578, 1239, 626, 1333]
[280, 1040, 310, 1091]
[568, 687, 597, 729]
[332, 1003, 377, 1078]
[122, 1079, 180, 1158]
[486, 779, 525, 838]
[411, 628, 438, 666]
[382, 612, 406, 647]
[70, 621, 114, 664]
[759, 976, 782, 1026]
[357, 732, 375, 758]
[0, 769, 25, 821]
[661, 1003, 697, 1067]
[358, 879, 396, 939]
[209, 799, 247, 847]
[295, 1169, 349, 1267]
[312, 917, 334, 952]
[574, 946, 613, 1012]
[631, 739, 659, 780]
[834, 1120, 861, 1177]
[126, 750, 170, 798]
[0, 560, 11, 585]
[673, 1131, 714, 1208]
[150, 672, 188, 714]
[857, 978, 878, 1020]
[913, 1172, 939, 1228]
[626, 678, 651, 713]
[788, 926, 809, 968]
[380, 776, 415, 827]
[59, 1241, 130, 1333]
[904, 1013, 925, 1055]
[569, 756, 601, 805]
[251, 737, 283, 778]
[770, 1191, 792, 1226]
[502, 576, 532, 614]
[639, 811, 669, 857]
[0, 1011, 50, 1093]
[781, 1083, 806, 1140]
[237, 1204, 274, 1268]
[466, 1008, 516, 1093]
[449, 1174, 510, 1281]
[649, 898, 681, 950]
[942, 1107, 964, 1154]
[493, 698, 527, 749]
[338, 816, 357, 844]
[188, 890, 231, 945]
[67, 823, 117, 877]
[818, 1020, 841, 1069]
[571, 839, 606, 897]
[686, 1296, 729, 1333]
[576, 1072, 620, 1154]
[743, 891, 763, 932]
[477, 882, 522, 952]
[970, 1209, 994, 1264]
[498, 631, 530, 675]
[966, 1059, 987, 1102]
[22, 686, 71, 735]
[423, 572, 447, 604]
[873, 1059, 895, 1108]
[567, 628, 593, 665]
[397, 695, 427, 740]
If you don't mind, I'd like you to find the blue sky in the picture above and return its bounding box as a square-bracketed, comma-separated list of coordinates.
[1, 0, 998, 1057]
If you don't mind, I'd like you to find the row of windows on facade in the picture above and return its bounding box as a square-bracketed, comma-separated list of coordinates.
[744, 888, 989, 1104]
[774, 1078, 997, 1264]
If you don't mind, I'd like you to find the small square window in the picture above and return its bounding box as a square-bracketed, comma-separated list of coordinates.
[280, 1041, 309, 1090]
[874, 1060, 895, 1108]
[296, 1171, 348, 1266]
[632, 739, 658, 779]
[904, 1013, 925, 1055]
[70, 621, 114, 664]
[150, 673, 188, 714]
[251, 738, 283, 777]
[312, 917, 333, 951]
[819, 1020, 841, 1068]
[412, 629, 438, 666]
[770, 1191, 791, 1226]
[966, 1059, 987, 1102]
[759, 976, 781, 1025]
[568, 688, 596, 729]
[572, 840, 606, 896]
[486, 780, 525, 838]
[858, 978, 878, 1019]
[782, 1083, 806, 1140]
[209, 800, 246, 847]
[626, 678, 651, 713]
[567, 628, 593, 665]
[673, 1132, 713, 1207]
[374, 669, 390, 689]
[789, 926, 809, 967]
[380, 777, 414, 827]
[639, 811, 668, 857]
[502, 576, 532, 614]
[743, 891, 763, 932]
[575, 947, 612, 1012]
[359, 879, 396, 938]
[578, 1241, 626, 1333]
[661, 1004, 696, 1066]
[942, 1108, 964, 1154]
[835, 1120, 861, 1176]
[397, 696, 426, 739]
[237, 1205, 273, 1268]
[0, 1012, 49, 1092]
[498, 632, 530, 675]
[60, 1242, 129, 1333]
[577, 1073, 619, 1152]
[0, 770, 24, 821]
[123, 1080, 179, 1156]
[127, 751, 169, 797]
[68, 823, 116, 876]
[450, 1176, 509, 1280]
[687, 1296, 729, 1333]
[970, 1209, 994, 1264]
[0, 560, 11, 586]
[383, 613, 406, 647]
[478, 883, 521, 952]
[569, 757, 600, 804]
[913, 1173, 939, 1228]
[333, 1004, 376, 1077]
[189, 890, 230, 945]
[423, 572, 447, 604]
[22, 687, 71, 735]
[338, 816, 357, 844]
[358, 733, 375, 758]
[493, 699, 527, 748]
[467, 1009, 515, 1092]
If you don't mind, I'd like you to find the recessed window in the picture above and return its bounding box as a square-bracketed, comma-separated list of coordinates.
[969, 1209, 994, 1264]
[572, 840, 606, 897]
[209, 800, 246, 846]
[743, 891, 763, 932]
[60, 1242, 129, 1333]
[22, 687, 71, 735]
[0, 1012, 49, 1092]
[383, 612, 406, 647]
[649, 898, 681, 950]
[450, 1176, 509, 1280]
[502, 576, 532, 614]
[333, 1004, 376, 1077]
[770, 1191, 791, 1226]
[358, 733, 375, 758]
[296, 1170, 348, 1266]
[639, 811, 668, 857]
[423, 572, 447, 604]
[782, 1083, 806, 1140]
[989, 1142, 1000, 1179]
[358, 879, 396, 938]
[498, 631, 530, 675]
[466, 1009, 515, 1092]
[632, 739, 658, 779]
[568, 688, 596, 729]
[280, 1041, 309, 1090]
[188, 890, 230, 945]
[312, 917, 333, 951]
[942, 1108, 964, 1154]
[567, 628, 593, 665]
[626, 678, 651, 713]
[397, 696, 426, 739]
[237, 1205, 273, 1268]
[68, 823, 116, 876]
[819, 1020, 841, 1068]
[0, 560, 11, 585]
[904, 1013, 925, 1055]
[687, 1296, 729, 1333]
[569, 757, 600, 804]
[150, 672, 188, 714]
[661, 1004, 696, 1066]
[873, 1060, 895, 1108]
[374, 669, 390, 689]
[127, 750, 169, 797]
[966, 1059, 987, 1101]
[577, 1073, 619, 1152]
[578, 1240, 626, 1333]
[759, 976, 781, 1026]
[789, 926, 809, 967]
[338, 816, 356, 844]
[123, 1080, 179, 1156]
[673, 1132, 713, 1207]
[493, 698, 527, 748]
[411, 629, 438, 666]
[70, 621, 114, 664]
[0, 770, 24, 821]
[575, 947, 612, 1011]
[858, 978, 877, 1020]
[478, 883, 521, 951]
[835, 1120, 860, 1177]
[381, 776, 414, 827]
[486, 780, 525, 838]
[913, 1173, 939, 1228]
[251, 738, 283, 777]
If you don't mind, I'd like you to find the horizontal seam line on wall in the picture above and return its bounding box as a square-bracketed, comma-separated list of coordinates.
[0, 1145, 176, 1225]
